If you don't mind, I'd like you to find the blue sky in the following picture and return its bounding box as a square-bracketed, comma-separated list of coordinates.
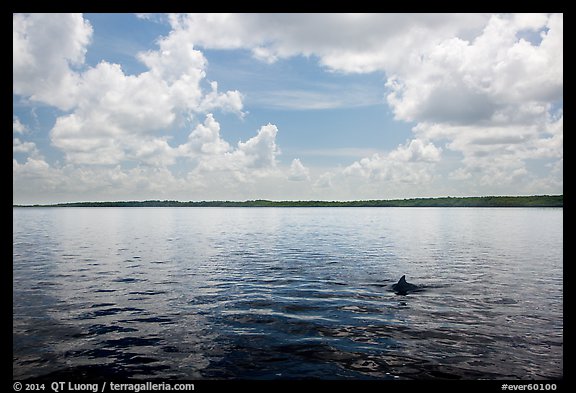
[13, 13, 563, 204]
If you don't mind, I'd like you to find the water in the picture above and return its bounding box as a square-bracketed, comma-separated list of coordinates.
[13, 207, 563, 380]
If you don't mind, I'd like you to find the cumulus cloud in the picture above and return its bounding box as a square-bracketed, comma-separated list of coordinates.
[14, 13, 244, 167]
[181, 113, 231, 156]
[168, 13, 562, 193]
[236, 124, 280, 169]
[198, 82, 244, 115]
[435, 111, 563, 188]
[12, 13, 291, 203]
[15, 117, 288, 204]
[179, 116, 280, 171]
[183, 121, 282, 188]
[13, 13, 92, 110]
[138, 27, 207, 86]
[48, 56, 243, 165]
[13, 115, 41, 160]
[288, 159, 310, 181]
[342, 138, 441, 184]
[13, 157, 62, 201]
[13, 138, 39, 156]
[314, 172, 334, 189]
[13, 13, 563, 202]
[389, 138, 442, 163]
[169, 13, 488, 74]
[382, 13, 563, 192]
[385, 13, 562, 125]
[13, 159, 193, 204]
[13, 116, 27, 134]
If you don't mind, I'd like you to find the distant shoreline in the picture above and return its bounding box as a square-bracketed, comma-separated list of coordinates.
[13, 195, 563, 208]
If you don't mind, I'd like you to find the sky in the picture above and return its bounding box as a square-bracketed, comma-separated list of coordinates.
[13, 13, 563, 204]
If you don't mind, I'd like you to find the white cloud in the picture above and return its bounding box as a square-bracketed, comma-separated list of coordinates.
[181, 113, 231, 156]
[288, 158, 310, 181]
[13, 138, 39, 156]
[169, 12, 561, 195]
[236, 123, 280, 169]
[13, 116, 42, 160]
[181, 116, 280, 175]
[135, 13, 153, 20]
[13, 159, 194, 204]
[13, 13, 92, 110]
[198, 81, 244, 115]
[13, 157, 51, 173]
[10, 12, 246, 167]
[183, 121, 282, 188]
[13, 116, 26, 134]
[48, 60, 232, 165]
[342, 138, 441, 184]
[12, 13, 245, 167]
[13, 13, 563, 202]
[138, 27, 207, 86]
[13, 109, 293, 203]
[385, 14, 562, 125]
[314, 172, 334, 189]
[129, 138, 178, 167]
[388, 138, 442, 163]
[13, 157, 62, 200]
[12, 13, 261, 202]
[167, 13, 489, 74]
[412, 107, 563, 190]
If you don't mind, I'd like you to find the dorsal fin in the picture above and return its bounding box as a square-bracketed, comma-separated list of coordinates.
[398, 275, 406, 284]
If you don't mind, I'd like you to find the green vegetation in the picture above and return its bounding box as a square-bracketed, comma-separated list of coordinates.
[15, 195, 563, 208]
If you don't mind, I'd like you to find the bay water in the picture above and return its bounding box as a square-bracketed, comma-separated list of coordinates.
[13, 207, 563, 379]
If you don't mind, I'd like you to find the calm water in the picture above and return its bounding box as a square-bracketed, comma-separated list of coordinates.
[13, 207, 563, 380]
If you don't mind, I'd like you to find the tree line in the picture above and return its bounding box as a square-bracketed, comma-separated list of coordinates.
[17, 195, 563, 208]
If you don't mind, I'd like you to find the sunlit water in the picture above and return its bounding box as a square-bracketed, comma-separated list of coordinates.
[13, 207, 563, 380]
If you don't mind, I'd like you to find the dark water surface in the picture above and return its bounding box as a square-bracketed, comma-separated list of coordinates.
[13, 207, 563, 380]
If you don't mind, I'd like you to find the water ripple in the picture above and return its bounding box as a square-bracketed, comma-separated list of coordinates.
[13, 207, 563, 380]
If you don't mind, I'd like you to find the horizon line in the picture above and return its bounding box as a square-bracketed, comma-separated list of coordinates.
[13, 194, 563, 208]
